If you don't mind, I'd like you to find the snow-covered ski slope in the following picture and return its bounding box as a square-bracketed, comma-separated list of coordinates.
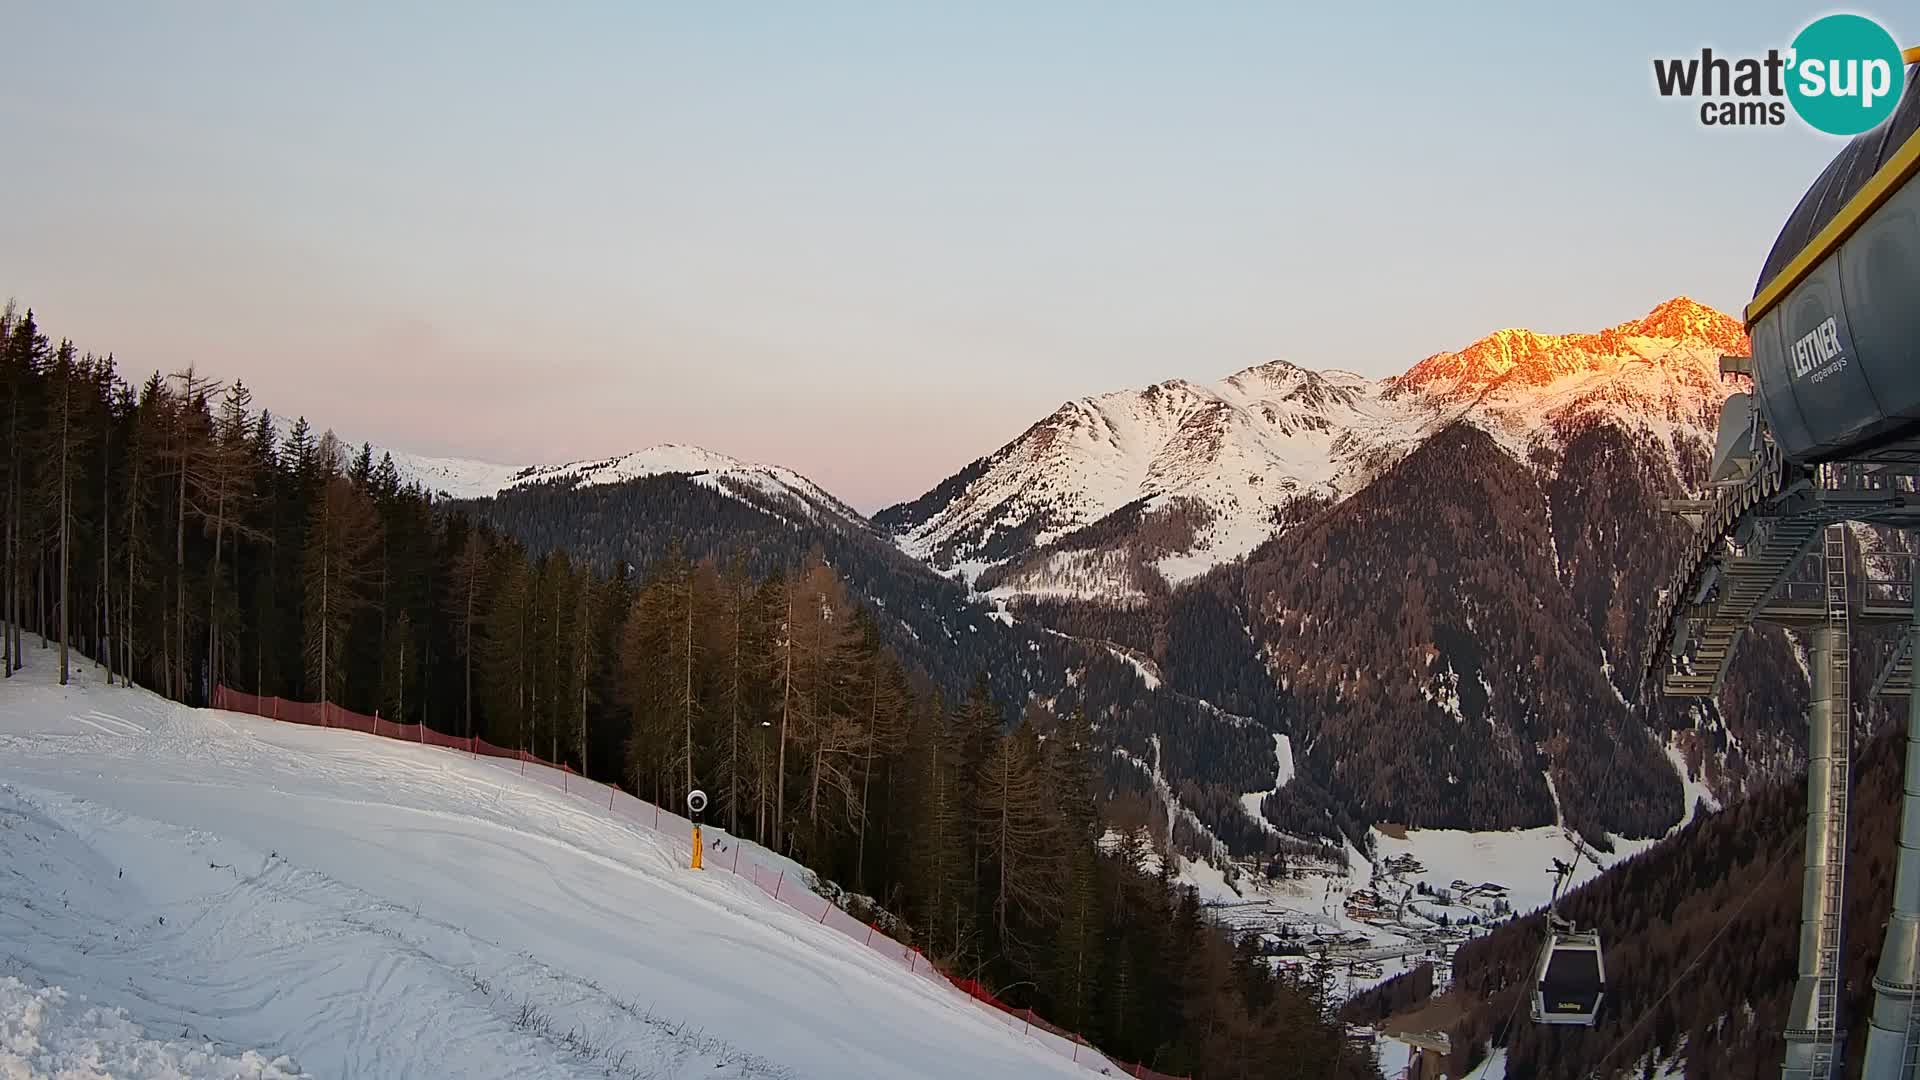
[0, 661, 1117, 1079]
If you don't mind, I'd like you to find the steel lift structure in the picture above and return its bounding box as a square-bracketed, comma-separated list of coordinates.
[1643, 51, 1920, 1080]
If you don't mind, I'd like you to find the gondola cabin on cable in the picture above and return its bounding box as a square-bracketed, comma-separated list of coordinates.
[1529, 857, 1605, 1027]
[1530, 925, 1605, 1027]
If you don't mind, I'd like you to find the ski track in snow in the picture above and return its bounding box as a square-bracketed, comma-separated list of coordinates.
[0, 663, 1107, 1080]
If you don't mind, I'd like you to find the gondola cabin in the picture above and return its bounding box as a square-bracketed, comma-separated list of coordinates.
[1530, 929, 1605, 1027]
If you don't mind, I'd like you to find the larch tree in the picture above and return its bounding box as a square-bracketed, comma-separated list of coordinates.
[478, 544, 531, 747]
[302, 435, 381, 710]
[853, 627, 909, 893]
[1046, 708, 1101, 1027]
[163, 367, 220, 700]
[573, 567, 594, 775]
[782, 555, 859, 858]
[714, 556, 756, 837]
[200, 380, 264, 692]
[40, 340, 91, 684]
[978, 721, 1062, 965]
[3, 308, 50, 676]
[447, 530, 489, 738]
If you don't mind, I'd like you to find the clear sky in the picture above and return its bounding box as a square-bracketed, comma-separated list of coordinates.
[0, 2, 1899, 510]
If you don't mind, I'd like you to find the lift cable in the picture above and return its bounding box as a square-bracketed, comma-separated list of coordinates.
[1586, 828, 1805, 1077]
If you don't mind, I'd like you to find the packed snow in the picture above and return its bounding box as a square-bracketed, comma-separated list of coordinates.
[1237, 734, 1294, 835]
[0, 660, 1112, 1080]
[1666, 737, 1723, 831]
[0, 977, 309, 1079]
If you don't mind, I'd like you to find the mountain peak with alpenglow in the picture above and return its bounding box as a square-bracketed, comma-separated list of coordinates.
[881, 296, 1750, 600]
[1623, 296, 1748, 352]
[1390, 298, 1749, 403]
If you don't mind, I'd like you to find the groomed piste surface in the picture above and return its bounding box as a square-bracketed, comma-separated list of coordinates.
[0, 659, 1106, 1079]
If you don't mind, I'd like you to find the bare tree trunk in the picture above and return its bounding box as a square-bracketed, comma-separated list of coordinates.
[57, 384, 69, 685]
[124, 454, 138, 688]
[683, 570, 694, 799]
[464, 566, 475, 739]
[100, 421, 110, 677]
[776, 588, 793, 852]
[525, 573, 535, 755]
[320, 532, 329, 709]
[729, 580, 741, 837]
[176, 439, 186, 700]
[3, 473, 13, 678]
[552, 589, 561, 764]
[577, 584, 590, 777]
[856, 666, 878, 892]
[207, 482, 224, 692]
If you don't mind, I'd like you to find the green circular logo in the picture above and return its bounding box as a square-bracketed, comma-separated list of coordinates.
[1786, 14, 1906, 135]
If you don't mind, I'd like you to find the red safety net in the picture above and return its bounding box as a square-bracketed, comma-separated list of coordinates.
[209, 686, 1186, 1079]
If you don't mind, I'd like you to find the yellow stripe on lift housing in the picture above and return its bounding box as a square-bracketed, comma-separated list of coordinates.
[1746, 48, 1920, 328]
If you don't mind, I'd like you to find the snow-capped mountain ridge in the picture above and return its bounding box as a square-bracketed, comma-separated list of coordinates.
[1389, 295, 1746, 403]
[499, 443, 864, 524]
[878, 297, 1750, 599]
[263, 410, 857, 525]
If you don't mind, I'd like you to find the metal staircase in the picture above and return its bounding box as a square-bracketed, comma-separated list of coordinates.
[1874, 629, 1915, 699]
[1659, 510, 1825, 696]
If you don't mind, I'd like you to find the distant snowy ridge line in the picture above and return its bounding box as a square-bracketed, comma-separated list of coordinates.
[259, 411, 851, 516]
[207, 685, 1158, 1080]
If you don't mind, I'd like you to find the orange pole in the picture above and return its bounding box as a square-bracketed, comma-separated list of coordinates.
[691, 824, 703, 870]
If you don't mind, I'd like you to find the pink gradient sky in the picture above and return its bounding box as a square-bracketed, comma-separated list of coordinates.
[0, 3, 1867, 510]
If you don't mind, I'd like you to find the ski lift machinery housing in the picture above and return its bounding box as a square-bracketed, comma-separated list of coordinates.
[1745, 59, 1920, 467]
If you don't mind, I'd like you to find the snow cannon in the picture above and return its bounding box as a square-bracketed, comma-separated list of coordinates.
[687, 789, 708, 871]
[1745, 52, 1920, 465]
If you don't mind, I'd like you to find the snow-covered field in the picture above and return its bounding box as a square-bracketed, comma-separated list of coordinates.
[0, 660, 1109, 1079]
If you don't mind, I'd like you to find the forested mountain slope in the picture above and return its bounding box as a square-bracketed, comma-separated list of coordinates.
[1357, 720, 1910, 1078]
